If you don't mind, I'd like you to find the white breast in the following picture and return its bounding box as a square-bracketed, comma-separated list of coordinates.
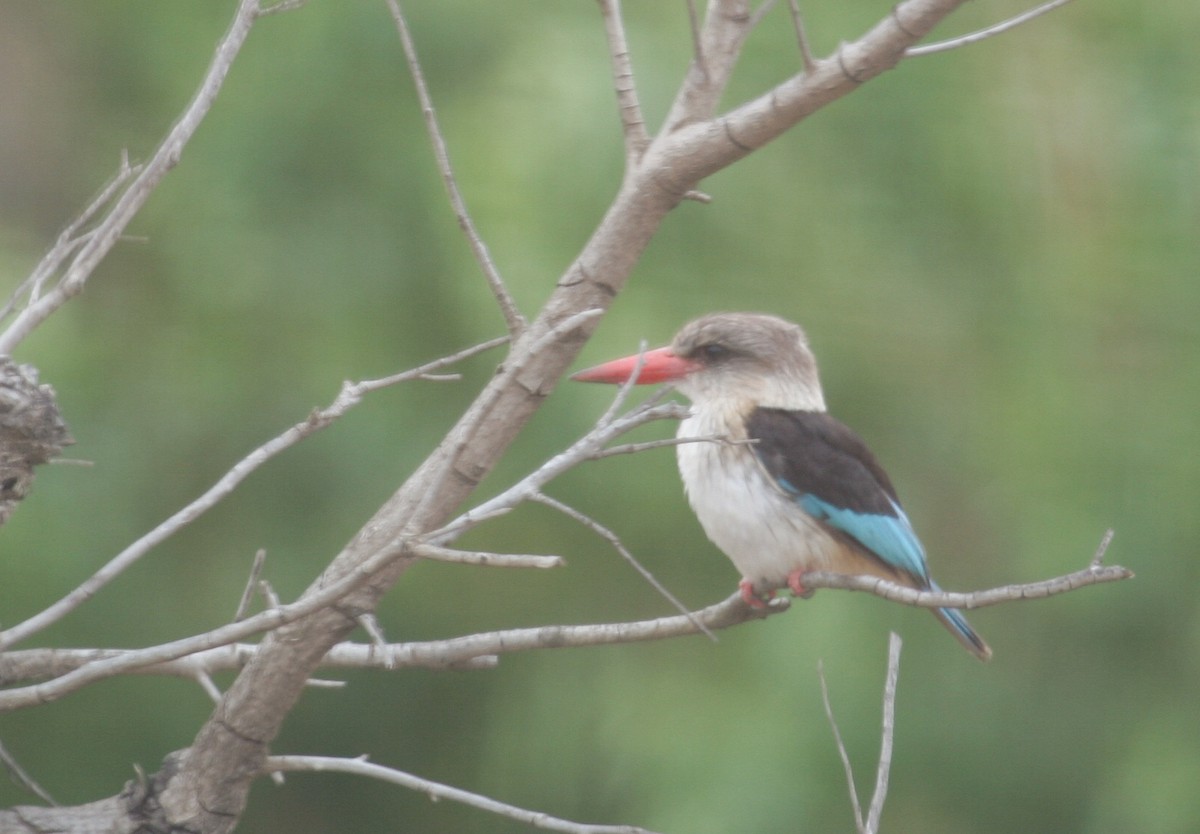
[675, 403, 840, 592]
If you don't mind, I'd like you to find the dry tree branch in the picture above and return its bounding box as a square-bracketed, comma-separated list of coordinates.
[819, 633, 902, 834]
[867, 632, 901, 833]
[0, 539, 1132, 696]
[818, 659, 865, 832]
[0, 527, 436, 709]
[906, 0, 1076, 56]
[802, 559, 1131, 610]
[598, 0, 651, 162]
[0, 0, 281, 355]
[423, 395, 689, 546]
[265, 755, 658, 834]
[0, 337, 506, 652]
[409, 544, 564, 569]
[786, 0, 818, 73]
[0, 739, 58, 806]
[0, 153, 141, 324]
[233, 549, 269, 622]
[529, 491, 716, 640]
[385, 0, 525, 337]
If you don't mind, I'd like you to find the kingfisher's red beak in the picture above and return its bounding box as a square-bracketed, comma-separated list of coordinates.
[571, 346, 701, 385]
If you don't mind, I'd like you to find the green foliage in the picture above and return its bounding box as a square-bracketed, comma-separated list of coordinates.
[1, 1, 1197, 831]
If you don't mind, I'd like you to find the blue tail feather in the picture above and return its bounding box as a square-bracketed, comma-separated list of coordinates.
[930, 582, 991, 661]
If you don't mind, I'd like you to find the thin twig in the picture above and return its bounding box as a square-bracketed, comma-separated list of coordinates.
[865, 633, 902, 834]
[425, 393, 684, 545]
[685, 0, 704, 72]
[801, 561, 1132, 610]
[1090, 528, 1115, 568]
[818, 659, 864, 833]
[0, 544, 1133, 694]
[1, 153, 140, 323]
[257, 0, 308, 15]
[411, 543, 564, 569]
[530, 492, 716, 641]
[0, 336, 505, 652]
[194, 671, 224, 704]
[0, 739, 58, 806]
[385, 0, 525, 336]
[266, 755, 659, 834]
[906, 0, 1075, 56]
[786, 0, 818, 73]
[749, 0, 780, 30]
[233, 549, 268, 622]
[598, 0, 651, 162]
[591, 432, 748, 459]
[0, 0, 266, 354]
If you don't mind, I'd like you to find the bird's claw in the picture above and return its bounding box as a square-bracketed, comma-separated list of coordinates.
[739, 579, 775, 609]
[787, 569, 815, 599]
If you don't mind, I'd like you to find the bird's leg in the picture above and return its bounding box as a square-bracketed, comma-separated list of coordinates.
[787, 569, 815, 599]
[739, 578, 775, 608]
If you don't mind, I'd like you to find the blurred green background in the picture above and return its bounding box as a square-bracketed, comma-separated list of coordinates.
[1, 1, 1197, 832]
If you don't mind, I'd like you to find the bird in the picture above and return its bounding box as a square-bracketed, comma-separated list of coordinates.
[572, 312, 991, 661]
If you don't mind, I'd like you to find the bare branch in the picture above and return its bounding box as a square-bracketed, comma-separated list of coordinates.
[256, 0, 308, 15]
[266, 755, 659, 834]
[529, 492, 716, 641]
[801, 562, 1133, 610]
[749, 0, 780, 30]
[0, 538, 409, 708]
[591, 433, 749, 459]
[385, 0, 526, 337]
[598, 0, 651, 162]
[0, 153, 140, 324]
[0, 739, 58, 806]
[425, 395, 686, 545]
[866, 633, 902, 834]
[233, 549, 268, 622]
[820, 633, 902, 834]
[411, 543, 564, 569]
[0, 639, 498, 687]
[818, 659, 864, 833]
[685, 0, 704, 70]
[0, 336, 504, 652]
[0, 0, 265, 355]
[1090, 527, 1115, 568]
[906, 0, 1075, 56]
[786, 0, 818, 73]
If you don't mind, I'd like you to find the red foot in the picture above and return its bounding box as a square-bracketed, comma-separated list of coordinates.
[739, 579, 775, 609]
[787, 569, 814, 599]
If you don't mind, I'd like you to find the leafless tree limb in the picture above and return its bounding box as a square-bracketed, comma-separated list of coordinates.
[819, 658, 865, 832]
[802, 554, 1131, 610]
[786, 0, 818, 73]
[265, 755, 659, 834]
[410, 543, 564, 569]
[598, 0, 651, 162]
[0, 739, 57, 806]
[424, 395, 687, 546]
[0, 0, 281, 355]
[384, 0, 526, 337]
[529, 491, 715, 640]
[867, 633, 901, 833]
[0, 336, 505, 653]
[0, 153, 139, 324]
[819, 633, 902, 834]
[233, 550, 268, 622]
[906, 0, 1076, 56]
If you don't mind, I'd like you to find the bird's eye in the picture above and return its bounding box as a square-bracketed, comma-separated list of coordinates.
[700, 343, 730, 362]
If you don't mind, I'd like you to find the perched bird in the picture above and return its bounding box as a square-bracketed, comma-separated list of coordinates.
[573, 312, 991, 661]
